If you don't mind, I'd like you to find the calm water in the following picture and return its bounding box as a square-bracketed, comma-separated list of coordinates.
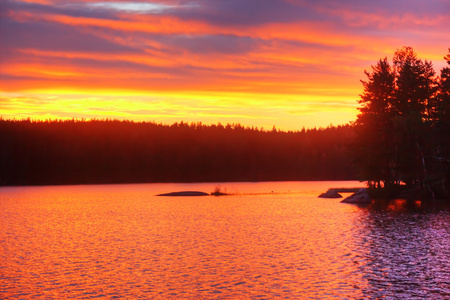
[1, 181, 449, 299]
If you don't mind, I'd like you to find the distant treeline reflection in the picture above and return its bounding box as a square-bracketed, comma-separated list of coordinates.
[0, 119, 356, 185]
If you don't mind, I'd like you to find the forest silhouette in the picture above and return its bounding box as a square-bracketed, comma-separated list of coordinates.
[0, 119, 356, 185]
[1, 46, 449, 199]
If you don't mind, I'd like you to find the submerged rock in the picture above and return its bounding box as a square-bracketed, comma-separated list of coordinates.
[340, 188, 371, 204]
[318, 190, 343, 198]
[156, 191, 209, 197]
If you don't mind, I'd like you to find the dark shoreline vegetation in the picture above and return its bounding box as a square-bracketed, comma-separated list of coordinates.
[355, 47, 450, 201]
[0, 119, 357, 185]
[1, 46, 449, 201]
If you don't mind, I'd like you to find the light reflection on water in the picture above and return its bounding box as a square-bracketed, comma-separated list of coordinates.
[0, 181, 449, 299]
[356, 200, 450, 299]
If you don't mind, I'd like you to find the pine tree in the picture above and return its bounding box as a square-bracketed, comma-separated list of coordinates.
[355, 58, 396, 188]
[355, 47, 440, 195]
[435, 49, 450, 196]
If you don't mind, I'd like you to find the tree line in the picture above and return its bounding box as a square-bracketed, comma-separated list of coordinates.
[0, 119, 357, 185]
[354, 47, 450, 199]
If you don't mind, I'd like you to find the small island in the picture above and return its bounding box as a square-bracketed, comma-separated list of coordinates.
[156, 191, 209, 196]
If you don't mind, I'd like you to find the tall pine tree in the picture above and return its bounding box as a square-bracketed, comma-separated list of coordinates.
[355, 47, 440, 195]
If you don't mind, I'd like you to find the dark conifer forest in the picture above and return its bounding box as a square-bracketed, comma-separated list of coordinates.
[0, 119, 357, 185]
[354, 47, 450, 199]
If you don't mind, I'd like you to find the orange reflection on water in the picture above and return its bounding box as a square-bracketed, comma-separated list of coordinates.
[414, 200, 422, 208]
[0, 182, 369, 298]
[386, 199, 424, 211]
[387, 199, 408, 211]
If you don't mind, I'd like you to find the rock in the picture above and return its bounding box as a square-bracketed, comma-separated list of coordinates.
[318, 190, 343, 198]
[156, 191, 209, 196]
[340, 188, 371, 204]
[211, 191, 229, 196]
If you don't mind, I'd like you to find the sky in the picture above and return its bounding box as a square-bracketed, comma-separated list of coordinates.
[1, 0, 449, 130]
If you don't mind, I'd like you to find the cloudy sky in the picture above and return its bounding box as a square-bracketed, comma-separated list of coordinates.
[1, 0, 449, 130]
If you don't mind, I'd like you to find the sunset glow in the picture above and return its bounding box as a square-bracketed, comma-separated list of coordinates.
[1, 0, 449, 130]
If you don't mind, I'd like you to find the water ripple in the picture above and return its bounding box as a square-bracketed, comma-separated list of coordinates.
[1, 183, 449, 299]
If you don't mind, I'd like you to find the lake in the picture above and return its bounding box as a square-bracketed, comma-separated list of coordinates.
[1, 181, 449, 299]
